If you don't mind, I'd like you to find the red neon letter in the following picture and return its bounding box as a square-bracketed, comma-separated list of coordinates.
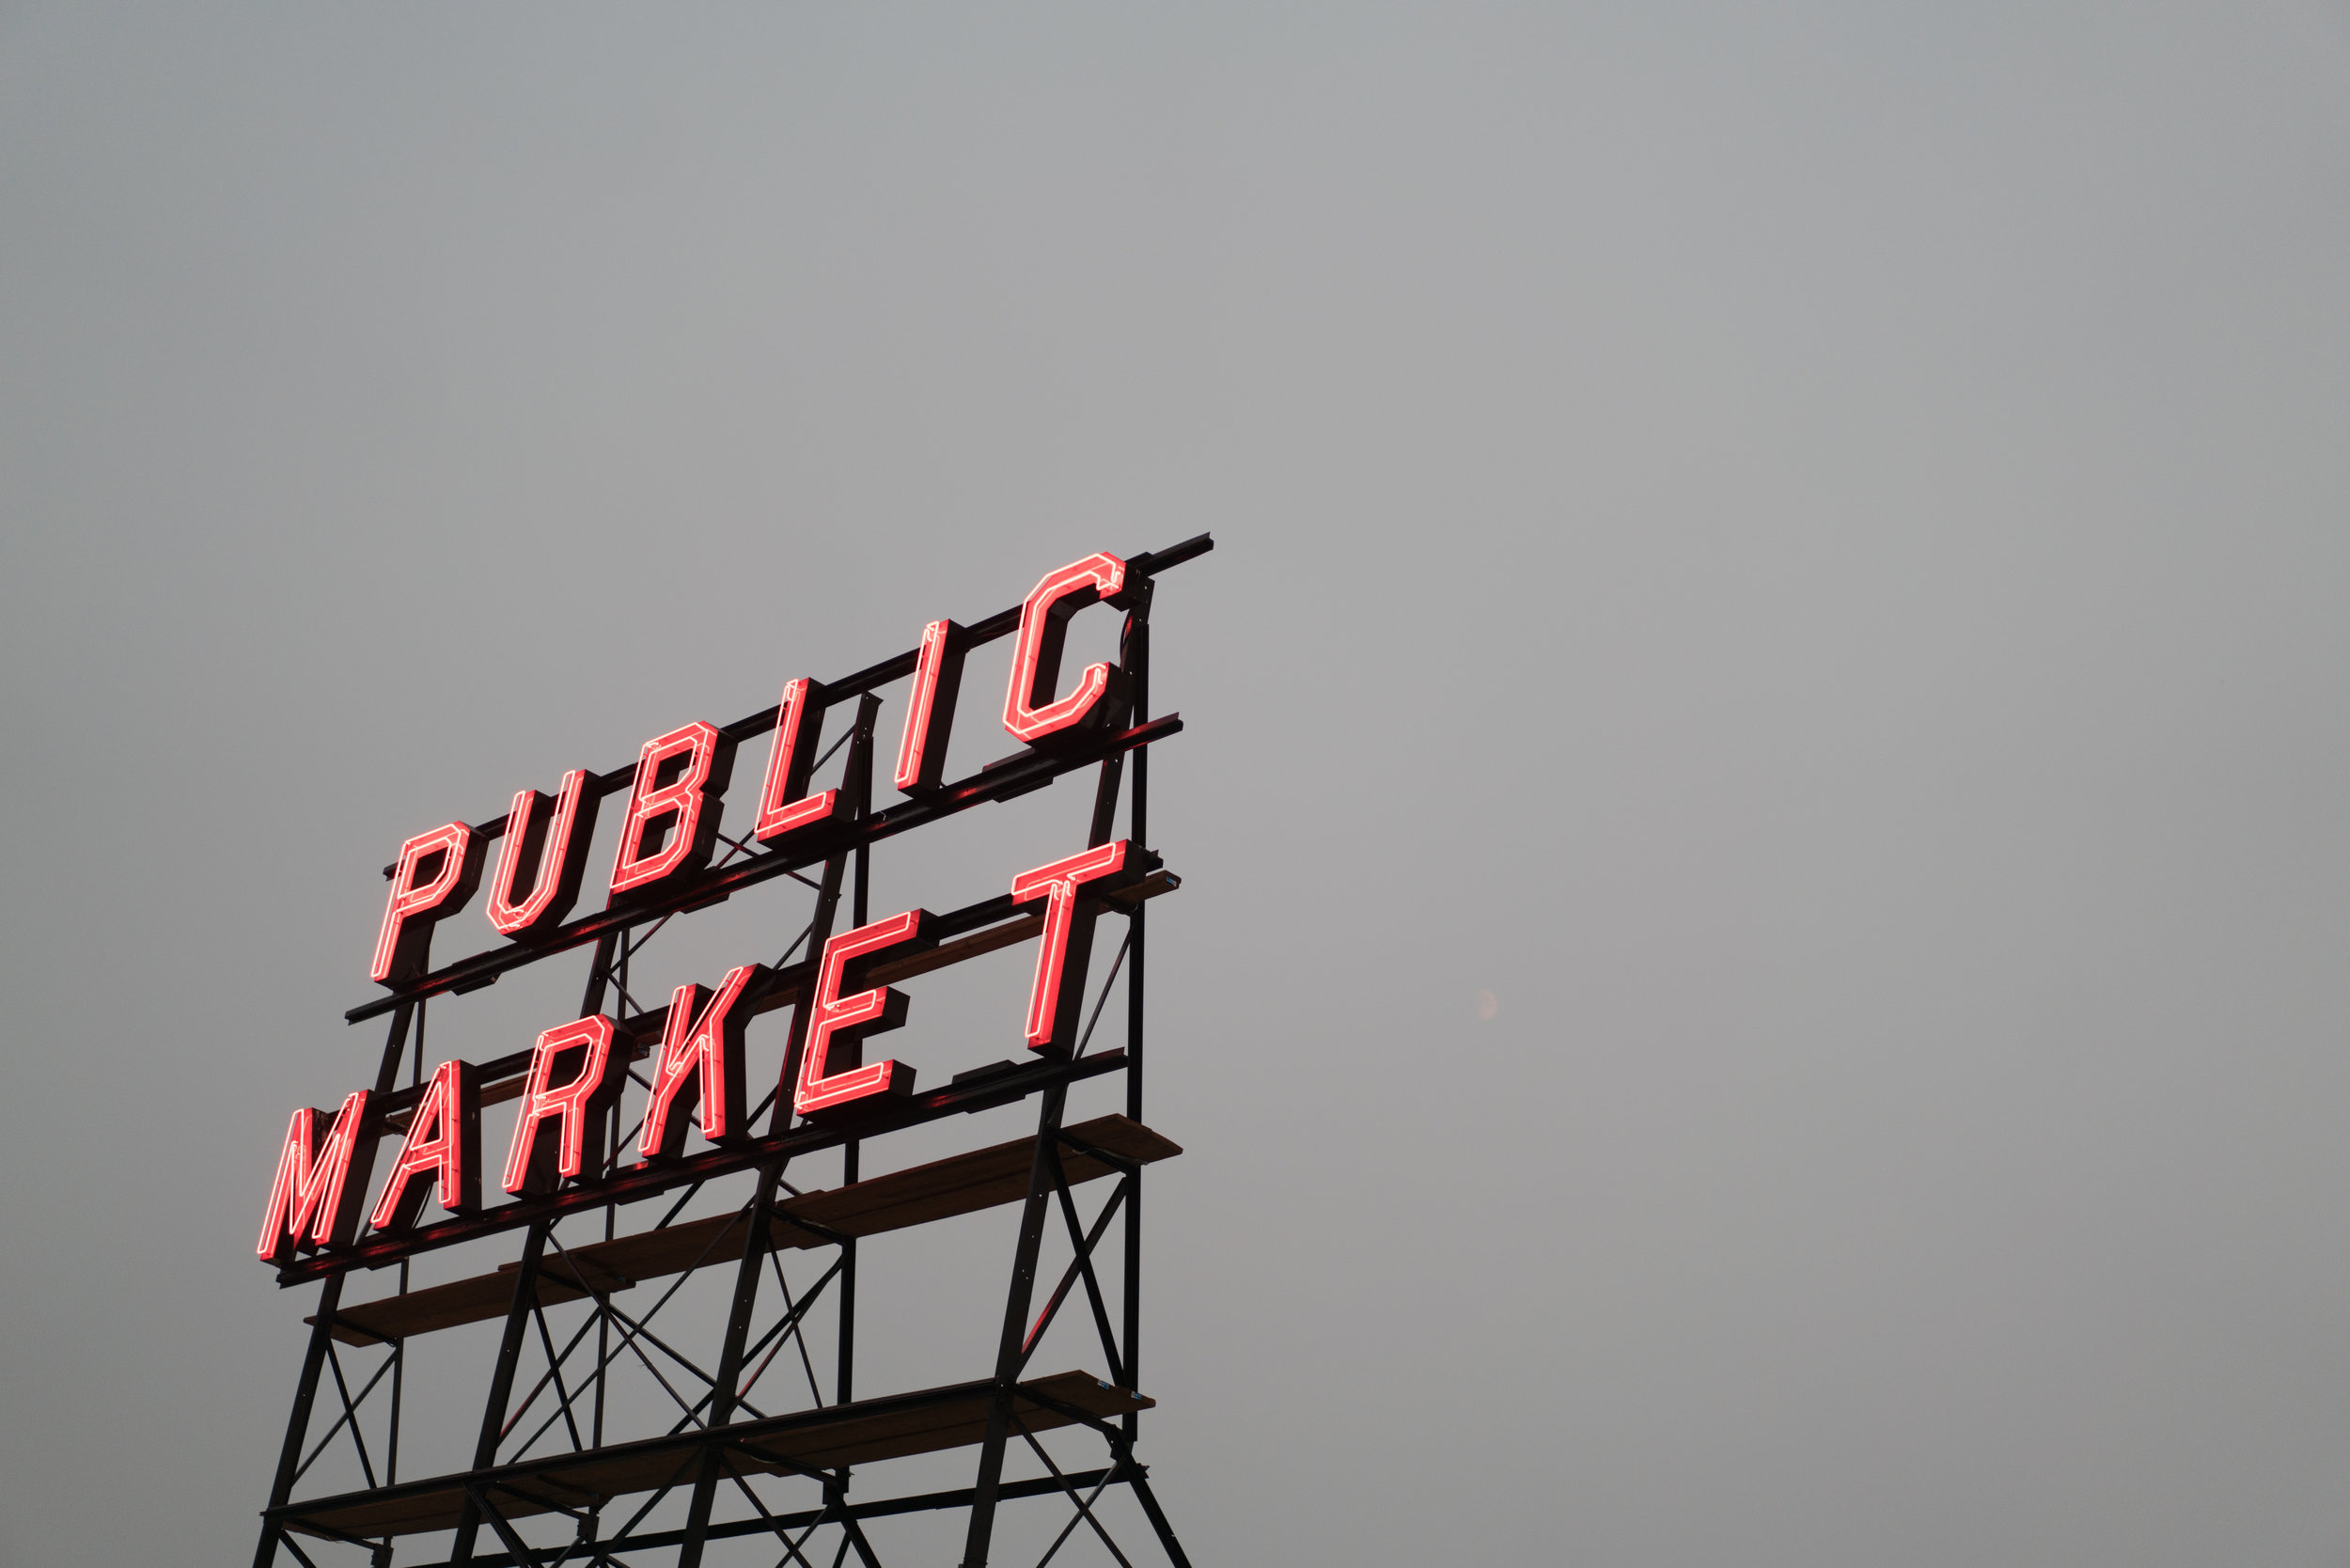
[639, 964, 768, 1161]
[792, 909, 938, 1119]
[611, 719, 738, 893]
[257, 1091, 376, 1262]
[609, 722, 737, 900]
[503, 1015, 625, 1196]
[1002, 553, 1127, 745]
[753, 681, 840, 846]
[894, 619, 969, 793]
[370, 823, 487, 984]
[487, 770, 602, 938]
[369, 1059, 481, 1232]
[1011, 839, 1151, 1054]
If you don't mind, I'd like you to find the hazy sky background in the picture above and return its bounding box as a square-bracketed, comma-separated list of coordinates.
[3, 4, 2348, 1564]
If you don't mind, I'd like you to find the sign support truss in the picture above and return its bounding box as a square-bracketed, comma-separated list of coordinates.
[252, 541, 1209, 1568]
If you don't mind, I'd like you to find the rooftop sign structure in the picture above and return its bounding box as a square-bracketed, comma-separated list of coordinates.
[249, 536, 1212, 1568]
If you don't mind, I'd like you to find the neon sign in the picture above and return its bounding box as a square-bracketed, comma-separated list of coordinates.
[259, 546, 1194, 1269]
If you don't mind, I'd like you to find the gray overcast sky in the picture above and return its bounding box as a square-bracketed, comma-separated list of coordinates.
[3, 4, 2348, 1564]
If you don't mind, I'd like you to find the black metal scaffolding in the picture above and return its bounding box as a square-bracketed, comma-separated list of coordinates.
[251, 539, 1209, 1568]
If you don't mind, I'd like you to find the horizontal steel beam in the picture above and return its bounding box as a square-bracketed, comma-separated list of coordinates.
[392, 1468, 1127, 1568]
[270, 1370, 1145, 1535]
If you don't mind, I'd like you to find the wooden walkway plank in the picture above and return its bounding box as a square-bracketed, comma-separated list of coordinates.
[316, 1116, 1179, 1346]
[280, 1371, 1149, 1539]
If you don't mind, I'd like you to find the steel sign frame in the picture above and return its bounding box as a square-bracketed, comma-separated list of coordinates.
[249, 535, 1211, 1568]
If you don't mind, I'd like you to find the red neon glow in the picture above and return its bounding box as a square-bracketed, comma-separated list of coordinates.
[894, 619, 967, 793]
[792, 909, 937, 1119]
[1011, 839, 1132, 1052]
[609, 722, 737, 900]
[369, 1059, 481, 1232]
[486, 769, 601, 938]
[639, 964, 767, 1161]
[753, 680, 840, 846]
[503, 1015, 625, 1196]
[1002, 553, 1127, 745]
[257, 1091, 375, 1262]
[370, 823, 487, 984]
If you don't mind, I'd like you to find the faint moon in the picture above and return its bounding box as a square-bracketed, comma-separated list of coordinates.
[1474, 989, 1498, 1022]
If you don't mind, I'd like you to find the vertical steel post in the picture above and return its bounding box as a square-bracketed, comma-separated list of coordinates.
[581, 929, 619, 1561]
[675, 1159, 789, 1568]
[450, 927, 619, 1565]
[1118, 588, 1184, 1560]
[448, 1217, 552, 1565]
[962, 1079, 1072, 1568]
[252, 1001, 415, 1568]
[834, 699, 877, 1546]
[967, 592, 1157, 1566]
[1122, 599, 1151, 1441]
[682, 693, 874, 1567]
[251, 1271, 346, 1568]
[384, 1000, 426, 1503]
[839, 698, 875, 1415]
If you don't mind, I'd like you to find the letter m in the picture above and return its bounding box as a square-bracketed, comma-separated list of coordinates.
[257, 1091, 375, 1263]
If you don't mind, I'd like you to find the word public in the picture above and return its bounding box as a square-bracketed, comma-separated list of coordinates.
[259, 552, 1154, 1266]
